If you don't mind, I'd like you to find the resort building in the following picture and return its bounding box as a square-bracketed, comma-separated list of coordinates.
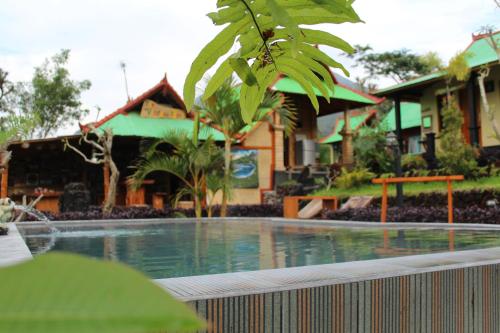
[319, 102, 423, 163]
[2, 70, 382, 210]
[376, 31, 500, 156]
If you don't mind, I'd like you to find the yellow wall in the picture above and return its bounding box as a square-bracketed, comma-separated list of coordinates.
[419, 65, 500, 149]
[208, 122, 275, 206]
[479, 66, 500, 147]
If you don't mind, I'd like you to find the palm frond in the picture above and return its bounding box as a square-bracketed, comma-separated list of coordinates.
[130, 152, 190, 189]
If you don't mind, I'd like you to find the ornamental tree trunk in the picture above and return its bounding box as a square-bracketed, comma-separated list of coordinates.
[220, 138, 232, 217]
[103, 159, 119, 215]
[477, 67, 500, 143]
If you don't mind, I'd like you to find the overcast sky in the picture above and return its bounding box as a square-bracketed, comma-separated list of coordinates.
[0, 0, 498, 134]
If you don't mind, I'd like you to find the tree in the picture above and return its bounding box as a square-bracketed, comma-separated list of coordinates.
[476, 27, 500, 142]
[18, 50, 91, 138]
[437, 95, 478, 177]
[184, 1, 361, 123]
[63, 127, 118, 214]
[348, 45, 444, 84]
[437, 52, 478, 177]
[196, 76, 296, 217]
[131, 131, 224, 219]
[0, 69, 14, 113]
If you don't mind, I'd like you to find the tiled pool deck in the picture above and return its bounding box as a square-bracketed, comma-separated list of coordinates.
[4, 218, 500, 332]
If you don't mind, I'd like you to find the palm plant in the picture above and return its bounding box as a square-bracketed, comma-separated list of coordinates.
[130, 130, 223, 218]
[197, 76, 297, 217]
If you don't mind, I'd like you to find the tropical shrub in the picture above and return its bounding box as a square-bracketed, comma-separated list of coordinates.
[131, 131, 224, 218]
[437, 93, 478, 178]
[277, 179, 304, 198]
[334, 168, 375, 189]
[353, 124, 394, 174]
[402, 154, 427, 171]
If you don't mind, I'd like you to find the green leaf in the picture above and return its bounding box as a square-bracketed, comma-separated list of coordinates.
[183, 17, 250, 111]
[240, 64, 278, 123]
[288, 7, 361, 25]
[0, 252, 204, 333]
[297, 43, 350, 76]
[275, 60, 320, 112]
[301, 28, 355, 54]
[266, 0, 300, 41]
[208, 3, 246, 25]
[277, 56, 330, 102]
[229, 57, 258, 86]
[202, 58, 234, 100]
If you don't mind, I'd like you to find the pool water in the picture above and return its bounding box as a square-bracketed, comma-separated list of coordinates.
[20, 220, 500, 279]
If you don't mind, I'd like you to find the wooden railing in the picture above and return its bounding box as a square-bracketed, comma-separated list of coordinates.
[372, 175, 465, 224]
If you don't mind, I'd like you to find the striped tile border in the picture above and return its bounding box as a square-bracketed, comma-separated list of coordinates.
[188, 264, 499, 333]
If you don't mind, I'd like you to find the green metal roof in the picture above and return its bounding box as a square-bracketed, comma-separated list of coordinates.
[320, 102, 422, 144]
[377, 32, 500, 95]
[96, 112, 225, 141]
[380, 102, 422, 131]
[319, 112, 374, 144]
[273, 77, 378, 105]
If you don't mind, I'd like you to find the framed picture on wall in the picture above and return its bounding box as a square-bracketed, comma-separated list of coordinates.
[231, 149, 259, 189]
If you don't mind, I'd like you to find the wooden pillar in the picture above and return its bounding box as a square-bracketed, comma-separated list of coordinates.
[103, 163, 110, 202]
[466, 73, 479, 147]
[394, 95, 403, 151]
[273, 114, 286, 171]
[288, 135, 296, 167]
[1, 167, 8, 199]
[340, 108, 354, 168]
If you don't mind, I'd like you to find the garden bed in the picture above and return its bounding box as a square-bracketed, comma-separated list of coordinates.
[22, 204, 284, 222]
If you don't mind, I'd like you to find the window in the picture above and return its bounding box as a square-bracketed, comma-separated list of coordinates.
[408, 135, 422, 154]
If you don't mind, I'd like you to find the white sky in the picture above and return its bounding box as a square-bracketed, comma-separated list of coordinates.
[0, 0, 498, 135]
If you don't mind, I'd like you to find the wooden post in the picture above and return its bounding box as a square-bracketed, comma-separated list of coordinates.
[381, 181, 388, 224]
[447, 179, 453, 224]
[1, 167, 8, 199]
[103, 163, 110, 202]
[283, 196, 299, 219]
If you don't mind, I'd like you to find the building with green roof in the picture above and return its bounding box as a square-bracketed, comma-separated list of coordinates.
[375, 31, 500, 152]
[271, 73, 382, 168]
[319, 102, 423, 163]
[4, 70, 383, 209]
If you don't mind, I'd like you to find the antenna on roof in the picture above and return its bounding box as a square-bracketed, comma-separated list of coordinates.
[119, 61, 131, 102]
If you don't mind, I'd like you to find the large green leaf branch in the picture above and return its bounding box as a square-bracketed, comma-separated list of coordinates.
[184, 0, 361, 123]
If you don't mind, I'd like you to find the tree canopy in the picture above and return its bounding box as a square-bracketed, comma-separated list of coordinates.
[184, 0, 362, 123]
[348, 45, 444, 85]
[16, 49, 91, 138]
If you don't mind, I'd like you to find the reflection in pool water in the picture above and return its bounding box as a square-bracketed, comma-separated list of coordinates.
[20, 221, 500, 279]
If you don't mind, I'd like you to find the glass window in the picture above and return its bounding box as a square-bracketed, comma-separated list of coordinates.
[408, 135, 422, 154]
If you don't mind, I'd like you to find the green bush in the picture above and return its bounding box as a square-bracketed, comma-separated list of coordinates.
[402, 154, 427, 171]
[334, 168, 376, 189]
[437, 95, 478, 178]
[354, 123, 394, 174]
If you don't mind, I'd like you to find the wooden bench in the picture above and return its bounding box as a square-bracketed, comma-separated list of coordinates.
[372, 175, 464, 224]
[283, 196, 338, 219]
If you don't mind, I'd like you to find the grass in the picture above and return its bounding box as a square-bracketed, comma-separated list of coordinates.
[314, 175, 500, 199]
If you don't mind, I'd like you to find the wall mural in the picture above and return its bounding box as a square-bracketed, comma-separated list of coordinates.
[231, 149, 259, 188]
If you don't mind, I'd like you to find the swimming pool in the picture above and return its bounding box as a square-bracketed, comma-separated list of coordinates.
[19, 219, 500, 279]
